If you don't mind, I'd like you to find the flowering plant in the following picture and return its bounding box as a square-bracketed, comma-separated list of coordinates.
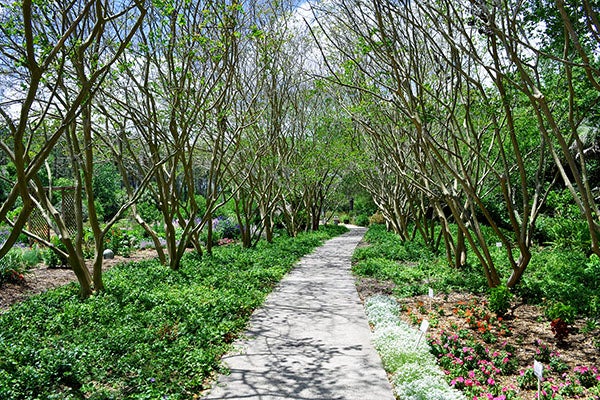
[399, 294, 600, 400]
[217, 238, 235, 246]
[573, 365, 599, 388]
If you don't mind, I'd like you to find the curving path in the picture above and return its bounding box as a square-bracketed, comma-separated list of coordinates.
[203, 226, 395, 400]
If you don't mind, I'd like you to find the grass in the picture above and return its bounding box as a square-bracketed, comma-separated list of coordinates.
[0, 225, 348, 399]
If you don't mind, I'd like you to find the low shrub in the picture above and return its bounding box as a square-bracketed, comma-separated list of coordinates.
[488, 285, 513, 316]
[43, 236, 69, 268]
[104, 227, 137, 257]
[212, 216, 240, 240]
[545, 301, 577, 324]
[369, 211, 385, 225]
[354, 213, 370, 227]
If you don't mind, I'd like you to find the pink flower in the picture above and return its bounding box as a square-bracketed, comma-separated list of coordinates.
[574, 366, 589, 374]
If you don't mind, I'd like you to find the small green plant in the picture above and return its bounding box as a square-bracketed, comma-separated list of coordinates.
[545, 301, 577, 324]
[43, 237, 68, 268]
[488, 284, 513, 316]
[534, 339, 552, 363]
[582, 318, 598, 334]
[212, 216, 240, 240]
[517, 367, 537, 390]
[21, 246, 42, 267]
[573, 366, 599, 388]
[104, 227, 137, 257]
[369, 211, 385, 225]
[549, 353, 569, 374]
[0, 248, 28, 285]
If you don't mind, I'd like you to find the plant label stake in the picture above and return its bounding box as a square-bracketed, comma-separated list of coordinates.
[428, 287, 434, 312]
[417, 319, 429, 347]
[534, 360, 543, 398]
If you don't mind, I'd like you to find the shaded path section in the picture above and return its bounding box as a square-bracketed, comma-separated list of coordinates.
[203, 226, 395, 400]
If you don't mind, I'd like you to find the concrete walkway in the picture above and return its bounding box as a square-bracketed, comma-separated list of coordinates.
[203, 226, 395, 400]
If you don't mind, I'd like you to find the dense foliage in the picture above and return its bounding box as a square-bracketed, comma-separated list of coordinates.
[353, 224, 599, 320]
[0, 225, 347, 399]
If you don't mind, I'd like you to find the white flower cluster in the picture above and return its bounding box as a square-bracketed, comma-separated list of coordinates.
[364, 295, 465, 400]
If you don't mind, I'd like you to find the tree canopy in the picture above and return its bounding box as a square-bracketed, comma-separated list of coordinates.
[1, 0, 599, 295]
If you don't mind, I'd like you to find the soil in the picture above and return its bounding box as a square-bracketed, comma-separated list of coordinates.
[355, 276, 600, 399]
[0, 249, 159, 312]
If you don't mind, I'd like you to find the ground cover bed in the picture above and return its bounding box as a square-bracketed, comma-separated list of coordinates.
[0, 225, 348, 399]
[354, 224, 600, 400]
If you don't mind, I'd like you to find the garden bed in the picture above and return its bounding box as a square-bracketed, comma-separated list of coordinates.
[0, 249, 159, 311]
[356, 277, 600, 399]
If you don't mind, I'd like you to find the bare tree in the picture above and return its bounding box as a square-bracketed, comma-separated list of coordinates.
[100, 0, 253, 268]
[314, 0, 554, 287]
[0, 0, 145, 297]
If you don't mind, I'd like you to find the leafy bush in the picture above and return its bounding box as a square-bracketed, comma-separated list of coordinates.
[354, 225, 428, 263]
[0, 225, 347, 399]
[354, 213, 370, 226]
[369, 211, 385, 225]
[535, 189, 590, 251]
[104, 227, 137, 257]
[535, 215, 589, 251]
[137, 188, 162, 223]
[212, 216, 240, 240]
[21, 247, 42, 267]
[545, 302, 577, 324]
[488, 285, 513, 316]
[92, 162, 124, 221]
[518, 249, 593, 317]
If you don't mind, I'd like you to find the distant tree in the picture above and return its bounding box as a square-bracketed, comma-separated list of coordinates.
[100, 0, 251, 268]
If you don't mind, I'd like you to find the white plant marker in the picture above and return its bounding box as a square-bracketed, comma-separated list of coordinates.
[428, 287, 434, 312]
[417, 319, 429, 347]
[534, 360, 543, 398]
[496, 242, 503, 247]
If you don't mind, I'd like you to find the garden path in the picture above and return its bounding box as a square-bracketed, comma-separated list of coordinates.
[203, 226, 395, 400]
